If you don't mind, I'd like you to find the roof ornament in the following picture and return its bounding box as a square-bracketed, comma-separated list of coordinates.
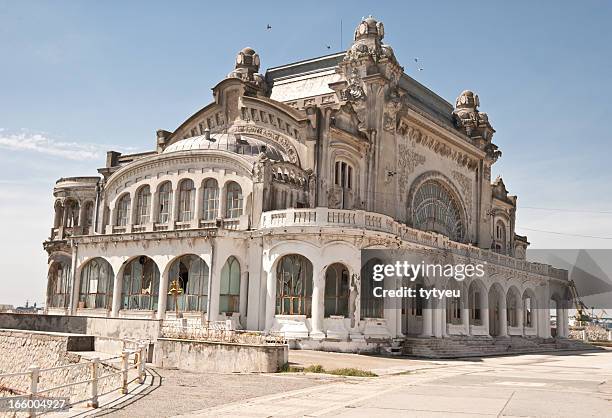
[227, 47, 265, 89]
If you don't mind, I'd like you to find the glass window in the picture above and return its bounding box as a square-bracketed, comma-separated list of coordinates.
[166, 255, 209, 313]
[360, 258, 384, 319]
[135, 186, 151, 225]
[276, 254, 313, 315]
[219, 256, 241, 314]
[47, 261, 71, 308]
[116, 194, 130, 227]
[324, 263, 350, 317]
[79, 258, 114, 309]
[158, 182, 173, 223]
[202, 179, 219, 221]
[225, 182, 243, 218]
[178, 179, 195, 222]
[412, 180, 465, 242]
[334, 161, 353, 189]
[121, 256, 160, 310]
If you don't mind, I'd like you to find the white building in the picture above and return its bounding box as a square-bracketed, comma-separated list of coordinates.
[44, 17, 571, 353]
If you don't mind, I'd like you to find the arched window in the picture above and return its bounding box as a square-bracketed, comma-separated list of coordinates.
[83, 202, 94, 232]
[202, 179, 219, 220]
[116, 194, 130, 227]
[53, 201, 63, 228]
[334, 160, 353, 189]
[507, 289, 519, 327]
[121, 256, 160, 310]
[158, 182, 173, 223]
[276, 254, 313, 315]
[446, 281, 462, 325]
[494, 220, 507, 253]
[324, 263, 350, 317]
[47, 261, 71, 308]
[523, 292, 534, 328]
[412, 180, 465, 242]
[360, 258, 384, 319]
[178, 179, 195, 222]
[79, 258, 114, 309]
[469, 281, 483, 325]
[219, 256, 241, 314]
[167, 255, 209, 312]
[135, 186, 151, 225]
[225, 182, 243, 218]
[65, 200, 80, 228]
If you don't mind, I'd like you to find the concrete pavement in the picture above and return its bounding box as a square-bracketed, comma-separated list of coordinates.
[177, 349, 612, 417]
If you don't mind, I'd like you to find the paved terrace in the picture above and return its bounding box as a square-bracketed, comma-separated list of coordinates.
[77, 348, 612, 417]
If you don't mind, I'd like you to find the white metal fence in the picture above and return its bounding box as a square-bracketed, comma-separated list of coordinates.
[0, 343, 148, 417]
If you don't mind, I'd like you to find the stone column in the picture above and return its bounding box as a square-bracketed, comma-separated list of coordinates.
[432, 299, 442, 338]
[462, 302, 470, 335]
[482, 306, 490, 336]
[562, 308, 569, 338]
[68, 244, 79, 315]
[517, 301, 524, 335]
[239, 271, 249, 327]
[310, 265, 325, 339]
[556, 304, 563, 337]
[264, 269, 276, 331]
[499, 298, 508, 337]
[157, 269, 169, 320]
[192, 184, 203, 228]
[420, 302, 433, 337]
[219, 183, 227, 219]
[111, 271, 122, 318]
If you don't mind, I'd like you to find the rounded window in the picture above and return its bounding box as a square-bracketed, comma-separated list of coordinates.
[411, 180, 465, 241]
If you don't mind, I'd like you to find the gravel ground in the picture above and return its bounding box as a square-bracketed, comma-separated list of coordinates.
[90, 367, 340, 418]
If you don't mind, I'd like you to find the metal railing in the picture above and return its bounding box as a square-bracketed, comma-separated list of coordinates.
[0, 343, 148, 417]
[160, 320, 286, 346]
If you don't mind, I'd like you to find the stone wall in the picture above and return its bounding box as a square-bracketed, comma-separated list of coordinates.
[0, 330, 121, 404]
[154, 338, 288, 373]
[0, 313, 160, 342]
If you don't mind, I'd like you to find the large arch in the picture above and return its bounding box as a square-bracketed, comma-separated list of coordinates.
[522, 287, 537, 332]
[360, 257, 384, 319]
[47, 259, 72, 309]
[275, 254, 313, 316]
[324, 263, 350, 318]
[506, 285, 521, 328]
[78, 257, 114, 310]
[407, 172, 468, 242]
[219, 256, 241, 314]
[488, 282, 506, 337]
[121, 256, 160, 311]
[468, 278, 487, 327]
[166, 254, 209, 313]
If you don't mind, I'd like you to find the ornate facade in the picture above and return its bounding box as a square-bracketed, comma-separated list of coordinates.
[43, 17, 570, 352]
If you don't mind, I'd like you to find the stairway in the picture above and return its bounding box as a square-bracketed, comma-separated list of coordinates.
[402, 335, 599, 358]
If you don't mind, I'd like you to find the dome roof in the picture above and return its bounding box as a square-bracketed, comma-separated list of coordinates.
[163, 133, 285, 161]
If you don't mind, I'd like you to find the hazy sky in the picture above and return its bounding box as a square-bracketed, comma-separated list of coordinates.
[1, 1, 611, 307]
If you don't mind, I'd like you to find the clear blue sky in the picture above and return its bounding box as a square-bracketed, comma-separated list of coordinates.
[1, 1, 611, 306]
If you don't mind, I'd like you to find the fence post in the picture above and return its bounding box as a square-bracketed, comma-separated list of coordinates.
[120, 350, 129, 394]
[28, 364, 40, 418]
[138, 344, 146, 384]
[89, 357, 99, 408]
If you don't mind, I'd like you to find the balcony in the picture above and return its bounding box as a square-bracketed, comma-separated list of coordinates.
[260, 208, 568, 281]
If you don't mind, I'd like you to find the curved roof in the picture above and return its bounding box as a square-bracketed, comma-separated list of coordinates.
[163, 133, 286, 161]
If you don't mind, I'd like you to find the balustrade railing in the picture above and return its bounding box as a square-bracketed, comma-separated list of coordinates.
[259, 208, 568, 280]
[0, 343, 148, 417]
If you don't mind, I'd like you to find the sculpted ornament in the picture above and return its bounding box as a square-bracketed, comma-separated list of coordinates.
[397, 145, 426, 193]
[341, 68, 365, 102]
[452, 170, 473, 221]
